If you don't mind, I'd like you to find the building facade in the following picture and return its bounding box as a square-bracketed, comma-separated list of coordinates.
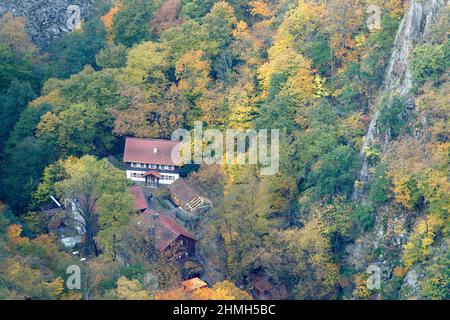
[123, 137, 181, 187]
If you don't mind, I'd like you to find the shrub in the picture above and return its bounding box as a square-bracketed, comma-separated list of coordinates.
[410, 43, 449, 82]
[353, 205, 375, 233]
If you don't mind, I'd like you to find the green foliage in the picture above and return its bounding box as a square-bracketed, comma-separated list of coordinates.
[57, 67, 122, 109]
[55, 156, 134, 257]
[317, 196, 354, 240]
[256, 95, 299, 133]
[421, 246, 450, 300]
[0, 1, 448, 301]
[123, 41, 171, 85]
[309, 32, 332, 76]
[32, 160, 66, 208]
[0, 44, 39, 93]
[96, 43, 128, 69]
[181, 0, 215, 19]
[378, 96, 407, 138]
[272, 218, 339, 299]
[0, 80, 36, 150]
[352, 205, 375, 234]
[360, 13, 400, 85]
[161, 19, 216, 60]
[410, 43, 449, 82]
[0, 137, 53, 213]
[368, 163, 391, 205]
[37, 103, 114, 157]
[309, 145, 358, 197]
[46, 17, 107, 79]
[202, 1, 237, 52]
[112, 0, 160, 47]
[5, 103, 51, 148]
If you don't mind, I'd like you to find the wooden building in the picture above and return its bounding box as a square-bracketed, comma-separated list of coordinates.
[169, 178, 212, 213]
[137, 209, 197, 259]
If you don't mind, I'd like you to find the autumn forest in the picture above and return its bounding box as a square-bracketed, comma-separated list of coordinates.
[0, 0, 448, 300]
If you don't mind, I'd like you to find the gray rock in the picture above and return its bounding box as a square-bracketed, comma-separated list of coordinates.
[0, 0, 102, 49]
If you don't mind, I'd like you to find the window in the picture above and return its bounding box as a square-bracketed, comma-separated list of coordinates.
[164, 165, 169, 170]
[150, 164, 156, 169]
[132, 172, 137, 178]
[140, 163, 146, 168]
[131, 163, 135, 168]
[140, 173, 144, 178]
[168, 166, 174, 170]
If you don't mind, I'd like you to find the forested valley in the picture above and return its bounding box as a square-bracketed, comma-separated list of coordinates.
[0, 0, 448, 300]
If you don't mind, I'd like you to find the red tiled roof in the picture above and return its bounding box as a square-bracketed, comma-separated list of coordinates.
[143, 170, 161, 179]
[139, 209, 196, 251]
[129, 186, 148, 211]
[123, 137, 181, 166]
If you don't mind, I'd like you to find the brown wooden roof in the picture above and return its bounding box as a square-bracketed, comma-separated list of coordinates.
[169, 178, 202, 204]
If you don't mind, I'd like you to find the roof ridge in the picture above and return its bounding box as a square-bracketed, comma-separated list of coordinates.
[157, 212, 196, 240]
[125, 137, 179, 142]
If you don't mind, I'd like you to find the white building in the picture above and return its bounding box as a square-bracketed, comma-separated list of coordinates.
[123, 137, 181, 187]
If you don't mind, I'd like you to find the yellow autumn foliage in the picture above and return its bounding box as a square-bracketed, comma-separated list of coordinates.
[248, 1, 273, 17]
[403, 215, 444, 270]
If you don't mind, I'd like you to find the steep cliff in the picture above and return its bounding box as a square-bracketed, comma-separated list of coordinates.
[354, 0, 448, 200]
[0, 0, 102, 48]
[347, 0, 449, 300]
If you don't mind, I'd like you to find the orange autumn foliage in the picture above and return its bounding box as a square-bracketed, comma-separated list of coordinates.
[248, 1, 273, 17]
[7, 224, 29, 246]
[155, 281, 252, 300]
[101, 6, 121, 41]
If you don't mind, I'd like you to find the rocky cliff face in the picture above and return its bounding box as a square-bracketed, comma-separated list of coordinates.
[354, 0, 448, 200]
[0, 0, 102, 49]
[347, 0, 448, 299]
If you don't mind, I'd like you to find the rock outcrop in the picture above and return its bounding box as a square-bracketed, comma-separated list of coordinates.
[354, 0, 448, 201]
[0, 0, 102, 49]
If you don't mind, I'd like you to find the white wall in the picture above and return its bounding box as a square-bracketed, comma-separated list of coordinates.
[159, 173, 180, 185]
[126, 170, 146, 182]
[126, 170, 179, 185]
